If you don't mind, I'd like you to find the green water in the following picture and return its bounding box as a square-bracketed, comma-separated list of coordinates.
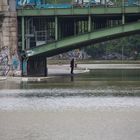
[0, 69, 140, 140]
[1, 69, 140, 95]
[24, 69, 140, 90]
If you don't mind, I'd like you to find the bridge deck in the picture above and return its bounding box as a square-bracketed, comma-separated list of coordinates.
[17, 7, 140, 16]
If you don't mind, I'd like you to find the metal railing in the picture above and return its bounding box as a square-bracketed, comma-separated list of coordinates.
[35, 30, 55, 46]
[16, 0, 140, 9]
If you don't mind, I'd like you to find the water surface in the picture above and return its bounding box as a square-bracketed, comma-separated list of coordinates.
[0, 69, 140, 140]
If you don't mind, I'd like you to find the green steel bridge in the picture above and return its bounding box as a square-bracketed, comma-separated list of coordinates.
[17, 6, 140, 76]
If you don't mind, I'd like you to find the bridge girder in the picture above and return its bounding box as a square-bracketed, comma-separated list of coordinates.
[25, 22, 140, 58]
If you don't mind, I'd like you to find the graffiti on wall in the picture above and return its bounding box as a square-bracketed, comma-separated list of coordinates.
[0, 47, 21, 76]
[0, 46, 10, 76]
[11, 50, 20, 70]
[11, 49, 21, 76]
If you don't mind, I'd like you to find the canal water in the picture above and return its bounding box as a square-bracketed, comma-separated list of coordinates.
[0, 69, 140, 140]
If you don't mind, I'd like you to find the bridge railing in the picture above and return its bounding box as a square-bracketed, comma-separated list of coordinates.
[25, 21, 140, 55]
[16, 0, 140, 9]
[35, 30, 55, 46]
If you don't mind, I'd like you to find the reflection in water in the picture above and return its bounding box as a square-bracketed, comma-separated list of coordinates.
[0, 69, 140, 140]
[1, 69, 140, 89]
[70, 75, 74, 82]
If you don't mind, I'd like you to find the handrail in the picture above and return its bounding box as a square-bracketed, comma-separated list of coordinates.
[16, 0, 140, 10]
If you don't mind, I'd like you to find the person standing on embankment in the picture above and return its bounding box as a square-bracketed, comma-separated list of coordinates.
[70, 58, 75, 74]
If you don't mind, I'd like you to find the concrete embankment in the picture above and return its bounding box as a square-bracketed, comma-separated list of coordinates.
[48, 64, 89, 75]
[77, 64, 140, 70]
[0, 63, 140, 82]
[47, 63, 140, 75]
[0, 64, 88, 82]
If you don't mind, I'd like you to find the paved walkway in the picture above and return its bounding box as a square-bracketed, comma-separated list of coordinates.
[77, 64, 140, 69]
[48, 64, 140, 75]
[48, 64, 88, 75]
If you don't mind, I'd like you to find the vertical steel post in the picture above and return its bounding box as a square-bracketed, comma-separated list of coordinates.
[55, 16, 58, 41]
[45, 57, 48, 76]
[72, 0, 74, 10]
[105, 0, 107, 8]
[88, 15, 91, 32]
[22, 16, 25, 51]
[122, 0, 125, 24]
[22, 58, 28, 76]
[122, 14, 125, 24]
[21, 16, 26, 76]
[58, 19, 61, 40]
[74, 19, 76, 35]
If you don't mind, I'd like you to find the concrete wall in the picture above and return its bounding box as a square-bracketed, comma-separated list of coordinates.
[9, 0, 16, 12]
[0, 0, 20, 76]
[0, 0, 9, 11]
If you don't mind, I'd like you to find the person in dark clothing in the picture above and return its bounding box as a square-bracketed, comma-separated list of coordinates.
[70, 58, 75, 74]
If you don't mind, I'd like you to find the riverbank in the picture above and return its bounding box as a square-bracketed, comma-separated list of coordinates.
[48, 59, 140, 64]
[77, 63, 140, 70]
[1, 63, 140, 82]
[48, 63, 140, 75]
[0, 65, 88, 82]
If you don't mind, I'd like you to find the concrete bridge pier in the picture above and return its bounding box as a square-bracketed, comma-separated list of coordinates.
[22, 56, 47, 77]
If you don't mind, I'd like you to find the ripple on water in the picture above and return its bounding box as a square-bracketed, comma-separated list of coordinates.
[0, 88, 140, 98]
[0, 88, 140, 111]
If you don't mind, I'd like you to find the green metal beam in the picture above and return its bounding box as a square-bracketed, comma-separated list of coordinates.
[21, 16, 25, 51]
[25, 22, 140, 57]
[17, 7, 140, 17]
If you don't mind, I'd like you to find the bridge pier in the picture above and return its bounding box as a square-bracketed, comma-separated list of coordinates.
[22, 56, 47, 77]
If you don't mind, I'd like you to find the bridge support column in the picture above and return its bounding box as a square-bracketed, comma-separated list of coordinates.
[88, 15, 91, 32]
[22, 56, 47, 77]
[122, 0, 125, 25]
[55, 16, 58, 41]
[122, 14, 125, 24]
[58, 19, 61, 40]
[105, 0, 107, 8]
[22, 16, 25, 51]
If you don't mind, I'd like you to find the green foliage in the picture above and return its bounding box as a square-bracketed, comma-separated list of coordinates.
[86, 43, 106, 58]
[85, 34, 140, 59]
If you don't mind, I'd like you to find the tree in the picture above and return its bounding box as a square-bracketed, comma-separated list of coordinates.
[84, 34, 140, 59]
